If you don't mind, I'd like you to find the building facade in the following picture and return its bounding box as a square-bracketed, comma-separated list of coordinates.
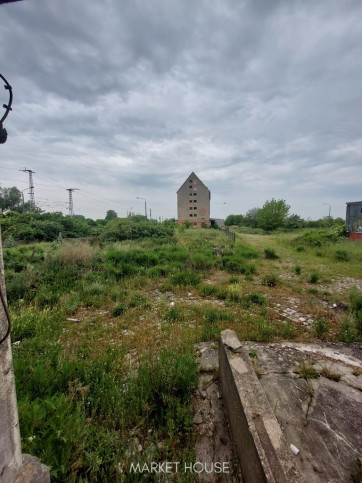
[346, 201, 362, 240]
[177, 172, 210, 227]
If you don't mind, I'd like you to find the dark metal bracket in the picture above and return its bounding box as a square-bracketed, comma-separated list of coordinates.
[0, 73, 13, 144]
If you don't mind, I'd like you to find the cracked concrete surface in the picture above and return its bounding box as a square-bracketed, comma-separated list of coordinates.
[241, 341, 362, 482]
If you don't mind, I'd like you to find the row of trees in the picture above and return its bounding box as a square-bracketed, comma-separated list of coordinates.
[225, 199, 344, 232]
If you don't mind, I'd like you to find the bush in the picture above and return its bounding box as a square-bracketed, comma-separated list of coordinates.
[309, 271, 320, 284]
[170, 271, 201, 287]
[350, 291, 362, 335]
[112, 302, 127, 316]
[334, 250, 349, 262]
[245, 293, 266, 306]
[295, 265, 301, 275]
[313, 318, 330, 338]
[264, 248, 279, 260]
[262, 274, 279, 287]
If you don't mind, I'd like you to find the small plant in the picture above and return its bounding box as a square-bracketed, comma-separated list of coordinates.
[246, 293, 266, 306]
[170, 271, 201, 287]
[338, 318, 358, 343]
[228, 276, 240, 284]
[249, 349, 258, 359]
[112, 302, 127, 316]
[334, 249, 349, 262]
[309, 271, 320, 284]
[264, 248, 278, 260]
[165, 307, 183, 322]
[319, 364, 341, 382]
[200, 285, 217, 297]
[296, 245, 304, 252]
[313, 317, 330, 338]
[295, 361, 319, 379]
[262, 273, 279, 287]
[295, 265, 301, 275]
[316, 250, 323, 257]
[257, 320, 273, 342]
[349, 290, 362, 335]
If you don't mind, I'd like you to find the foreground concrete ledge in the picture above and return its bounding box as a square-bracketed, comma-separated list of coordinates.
[219, 329, 301, 483]
[13, 454, 50, 483]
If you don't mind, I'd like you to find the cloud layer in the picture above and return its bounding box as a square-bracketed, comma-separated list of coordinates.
[1, 0, 361, 219]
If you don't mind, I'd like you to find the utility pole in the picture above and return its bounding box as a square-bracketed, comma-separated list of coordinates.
[66, 188, 79, 216]
[136, 197, 147, 219]
[20, 167, 35, 206]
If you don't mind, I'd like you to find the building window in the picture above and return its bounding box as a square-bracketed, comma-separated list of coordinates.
[194, 199, 197, 202]
[194, 214, 197, 217]
[189, 179, 193, 183]
[194, 207, 197, 210]
[189, 207, 193, 210]
[193, 223, 197, 227]
[189, 214, 193, 217]
[189, 185, 192, 189]
[189, 200, 192, 203]
[193, 192, 197, 196]
[189, 193, 193, 196]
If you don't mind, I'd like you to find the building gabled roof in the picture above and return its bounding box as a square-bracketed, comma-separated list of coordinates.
[176, 172, 210, 193]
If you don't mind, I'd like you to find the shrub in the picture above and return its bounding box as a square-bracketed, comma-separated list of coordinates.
[203, 308, 233, 323]
[296, 246, 305, 252]
[313, 318, 330, 338]
[245, 293, 266, 306]
[309, 271, 320, 284]
[350, 291, 362, 335]
[228, 276, 240, 284]
[165, 307, 183, 322]
[199, 285, 217, 297]
[334, 250, 349, 262]
[262, 274, 279, 287]
[264, 248, 279, 260]
[295, 265, 301, 275]
[170, 272, 201, 287]
[112, 302, 127, 316]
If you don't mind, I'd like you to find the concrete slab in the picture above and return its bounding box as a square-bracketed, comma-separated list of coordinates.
[241, 341, 362, 482]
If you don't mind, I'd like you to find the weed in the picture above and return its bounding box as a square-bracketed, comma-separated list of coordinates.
[334, 249, 349, 262]
[307, 288, 319, 295]
[264, 248, 279, 260]
[296, 246, 305, 252]
[165, 307, 183, 322]
[249, 350, 258, 359]
[278, 321, 296, 339]
[295, 265, 301, 275]
[262, 274, 279, 287]
[313, 318, 330, 338]
[228, 276, 240, 284]
[200, 285, 217, 297]
[338, 318, 358, 342]
[128, 293, 149, 309]
[309, 271, 320, 284]
[295, 362, 319, 379]
[112, 302, 127, 316]
[204, 308, 233, 323]
[245, 293, 266, 306]
[170, 271, 201, 287]
[319, 365, 341, 382]
[349, 290, 362, 335]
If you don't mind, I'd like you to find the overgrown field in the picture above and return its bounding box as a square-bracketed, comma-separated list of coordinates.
[5, 227, 362, 481]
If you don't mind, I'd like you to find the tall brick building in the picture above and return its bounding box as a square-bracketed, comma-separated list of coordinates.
[177, 172, 211, 227]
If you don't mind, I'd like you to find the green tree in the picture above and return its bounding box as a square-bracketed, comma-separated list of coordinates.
[244, 208, 260, 228]
[225, 214, 244, 226]
[105, 210, 118, 221]
[0, 186, 21, 211]
[257, 199, 290, 231]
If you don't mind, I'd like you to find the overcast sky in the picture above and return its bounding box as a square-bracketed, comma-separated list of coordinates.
[1, 0, 361, 220]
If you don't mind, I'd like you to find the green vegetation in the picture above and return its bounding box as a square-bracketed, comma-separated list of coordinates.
[2, 218, 362, 479]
